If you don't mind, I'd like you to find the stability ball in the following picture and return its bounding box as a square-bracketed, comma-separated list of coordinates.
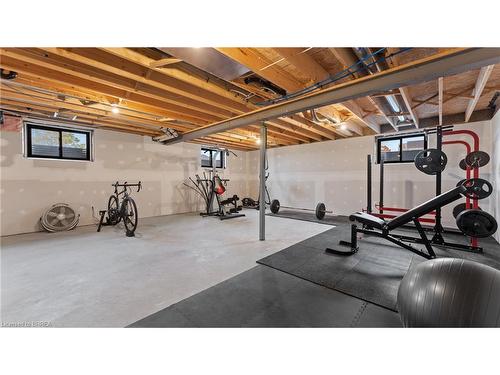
[397, 258, 500, 327]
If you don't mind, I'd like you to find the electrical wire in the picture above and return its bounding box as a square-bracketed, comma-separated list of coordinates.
[255, 48, 412, 106]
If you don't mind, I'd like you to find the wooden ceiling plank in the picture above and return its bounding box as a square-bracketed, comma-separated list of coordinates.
[14, 48, 240, 120]
[0, 55, 228, 125]
[464, 65, 494, 122]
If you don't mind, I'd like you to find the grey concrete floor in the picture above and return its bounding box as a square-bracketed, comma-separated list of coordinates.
[1, 210, 330, 327]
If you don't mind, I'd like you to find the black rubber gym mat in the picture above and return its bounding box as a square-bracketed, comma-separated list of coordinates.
[266, 211, 350, 226]
[128, 265, 402, 327]
[258, 224, 500, 311]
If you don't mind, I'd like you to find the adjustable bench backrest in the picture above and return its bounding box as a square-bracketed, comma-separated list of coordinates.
[386, 185, 466, 230]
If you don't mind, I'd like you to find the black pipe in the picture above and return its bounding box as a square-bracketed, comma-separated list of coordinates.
[367, 154, 372, 214]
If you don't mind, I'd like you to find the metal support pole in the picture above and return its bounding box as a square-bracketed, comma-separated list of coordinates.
[432, 126, 445, 243]
[259, 123, 267, 241]
[367, 154, 372, 214]
[379, 159, 384, 214]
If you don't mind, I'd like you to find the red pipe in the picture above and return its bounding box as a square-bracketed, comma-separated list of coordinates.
[443, 129, 480, 247]
[376, 205, 436, 215]
[442, 139, 472, 209]
[371, 212, 436, 224]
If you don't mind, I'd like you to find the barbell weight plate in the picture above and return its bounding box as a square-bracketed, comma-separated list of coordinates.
[452, 203, 481, 219]
[456, 209, 498, 238]
[315, 202, 326, 220]
[459, 159, 468, 171]
[414, 149, 448, 175]
[462, 178, 493, 200]
[270, 199, 280, 214]
[465, 150, 490, 168]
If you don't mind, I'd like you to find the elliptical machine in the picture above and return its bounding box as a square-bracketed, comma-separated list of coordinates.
[183, 147, 245, 220]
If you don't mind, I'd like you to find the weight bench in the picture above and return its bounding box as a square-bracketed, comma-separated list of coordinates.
[326, 185, 467, 259]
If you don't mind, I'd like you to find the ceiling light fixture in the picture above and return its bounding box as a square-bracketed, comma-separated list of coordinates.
[111, 104, 119, 114]
[340, 124, 347, 130]
[53, 111, 58, 118]
[256, 138, 261, 145]
[72, 115, 78, 121]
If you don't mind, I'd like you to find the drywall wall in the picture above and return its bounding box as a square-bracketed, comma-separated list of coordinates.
[0, 125, 248, 236]
[492, 110, 500, 243]
[247, 120, 494, 230]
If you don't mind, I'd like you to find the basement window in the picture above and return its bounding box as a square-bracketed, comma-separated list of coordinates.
[201, 148, 225, 169]
[24, 123, 92, 161]
[377, 133, 427, 164]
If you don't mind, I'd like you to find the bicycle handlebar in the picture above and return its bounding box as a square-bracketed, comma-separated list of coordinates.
[112, 181, 142, 192]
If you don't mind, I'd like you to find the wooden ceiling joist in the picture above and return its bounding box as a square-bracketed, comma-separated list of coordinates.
[464, 65, 494, 122]
[398, 87, 420, 127]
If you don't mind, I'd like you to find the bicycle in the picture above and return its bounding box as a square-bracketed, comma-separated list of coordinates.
[97, 181, 142, 237]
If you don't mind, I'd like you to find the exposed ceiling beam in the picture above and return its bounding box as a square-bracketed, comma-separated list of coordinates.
[398, 87, 419, 128]
[149, 58, 182, 68]
[465, 65, 494, 122]
[274, 47, 379, 134]
[161, 48, 500, 144]
[367, 97, 398, 131]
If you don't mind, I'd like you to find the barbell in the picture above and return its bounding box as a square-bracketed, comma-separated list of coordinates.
[270, 199, 333, 220]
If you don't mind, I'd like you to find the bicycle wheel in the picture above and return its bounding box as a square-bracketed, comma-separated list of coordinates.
[107, 195, 121, 225]
[122, 197, 138, 235]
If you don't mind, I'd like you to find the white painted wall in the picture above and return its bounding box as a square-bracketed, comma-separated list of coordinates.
[0, 127, 248, 236]
[247, 120, 494, 230]
[491, 110, 500, 242]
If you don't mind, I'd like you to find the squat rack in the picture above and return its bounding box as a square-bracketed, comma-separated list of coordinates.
[366, 125, 483, 253]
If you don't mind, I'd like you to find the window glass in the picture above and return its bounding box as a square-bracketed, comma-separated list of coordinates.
[380, 139, 400, 162]
[201, 149, 212, 167]
[214, 150, 224, 169]
[401, 135, 425, 162]
[26, 123, 92, 161]
[62, 131, 88, 159]
[30, 128, 60, 157]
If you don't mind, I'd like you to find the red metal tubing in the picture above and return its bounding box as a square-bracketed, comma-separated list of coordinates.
[376, 205, 436, 215]
[371, 212, 436, 224]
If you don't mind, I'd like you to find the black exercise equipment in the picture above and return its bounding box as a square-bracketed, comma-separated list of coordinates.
[184, 172, 245, 220]
[465, 150, 490, 168]
[456, 209, 498, 238]
[270, 199, 332, 220]
[326, 186, 468, 259]
[398, 258, 500, 327]
[459, 158, 468, 170]
[414, 148, 447, 175]
[97, 181, 141, 237]
[461, 178, 493, 200]
[368, 126, 495, 254]
[452, 202, 481, 219]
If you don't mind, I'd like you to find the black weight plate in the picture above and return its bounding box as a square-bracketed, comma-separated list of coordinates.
[465, 150, 490, 168]
[315, 202, 326, 220]
[452, 203, 481, 219]
[456, 209, 498, 238]
[462, 178, 493, 200]
[270, 199, 280, 214]
[459, 159, 468, 171]
[456, 179, 466, 187]
[414, 149, 448, 175]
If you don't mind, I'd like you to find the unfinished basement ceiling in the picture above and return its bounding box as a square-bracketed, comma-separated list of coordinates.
[1, 47, 499, 151]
